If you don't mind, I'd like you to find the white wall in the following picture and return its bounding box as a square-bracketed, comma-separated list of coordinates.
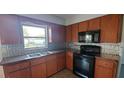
[65, 14, 106, 25]
[19, 14, 65, 25]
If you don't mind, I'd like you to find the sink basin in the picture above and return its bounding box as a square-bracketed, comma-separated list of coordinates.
[27, 53, 42, 58]
[47, 51, 54, 54]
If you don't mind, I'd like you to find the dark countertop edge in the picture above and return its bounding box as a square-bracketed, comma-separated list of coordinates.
[0, 50, 65, 65]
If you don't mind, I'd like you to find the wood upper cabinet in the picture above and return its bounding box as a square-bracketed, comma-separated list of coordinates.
[66, 25, 72, 42]
[66, 50, 73, 71]
[94, 58, 118, 78]
[79, 21, 88, 32]
[101, 14, 122, 43]
[31, 57, 47, 78]
[46, 54, 57, 77]
[57, 52, 66, 71]
[72, 23, 78, 42]
[0, 15, 22, 44]
[88, 18, 100, 31]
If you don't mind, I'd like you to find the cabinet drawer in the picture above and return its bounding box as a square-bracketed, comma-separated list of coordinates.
[5, 68, 31, 78]
[3, 61, 30, 73]
[96, 58, 115, 69]
[30, 57, 46, 66]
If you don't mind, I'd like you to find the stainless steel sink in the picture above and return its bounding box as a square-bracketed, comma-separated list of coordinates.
[27, 53, 42, 58]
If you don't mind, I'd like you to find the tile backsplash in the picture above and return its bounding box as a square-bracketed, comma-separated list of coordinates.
[68, 42, 121, 56]
[1, 42, 66, 58]
[0, 42, 122, 58]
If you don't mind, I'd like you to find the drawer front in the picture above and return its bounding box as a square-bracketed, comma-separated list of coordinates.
[3, 61, 30, 73]
[94, 66, 114, 78]
[30, 57, 46, 66]
[95, 58, 115, 69]
[5, 68, 31, 78]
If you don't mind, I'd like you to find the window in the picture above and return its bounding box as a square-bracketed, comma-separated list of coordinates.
[22, 25, 47, 49]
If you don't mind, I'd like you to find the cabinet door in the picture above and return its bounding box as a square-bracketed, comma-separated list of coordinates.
[94, 58, 117, 78]
[101, 14, 122, 43]
[6, 68, 31, 78]
[31, 63, 46, 78]
[3, 60, 30, 73]
[72, 24, 78, 42]
[46, 55, 57, 77]
[79, 21, 88, 32]
[57, 52, 66, 71]
[88, 18, 100, 31]
[66, 25, 72, 42]
[95, 66, 114, 78]
[66, 50, 73, 71]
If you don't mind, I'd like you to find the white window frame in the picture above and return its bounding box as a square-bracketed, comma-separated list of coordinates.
[21, 22, 48, 50]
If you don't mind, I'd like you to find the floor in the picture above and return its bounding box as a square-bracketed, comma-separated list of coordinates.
[50, 69, 79, 78]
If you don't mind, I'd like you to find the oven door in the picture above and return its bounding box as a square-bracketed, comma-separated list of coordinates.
[73, 53, 95, 78]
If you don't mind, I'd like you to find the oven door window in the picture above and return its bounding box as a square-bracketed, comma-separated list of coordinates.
[73, 54, 95, 77]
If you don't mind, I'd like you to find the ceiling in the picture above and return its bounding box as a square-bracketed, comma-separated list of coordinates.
[53, 14, 105, 25]
[53, 14, 79, 20]
[54, 14, 105, 20]
[20, 14, 106, 25]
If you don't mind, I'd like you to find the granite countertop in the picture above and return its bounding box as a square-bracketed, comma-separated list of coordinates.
[0, 50, 65, 65]
[95, 53, 120, 61]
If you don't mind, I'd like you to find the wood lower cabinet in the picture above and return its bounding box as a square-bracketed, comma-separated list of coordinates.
[5, 68, 31, 78]
[66, 50, 73, 71]
[31, 63, 46, 78]
[3, 52, 66, 78]
[46, 54, 57, 77]
[94, 58, 118, 78]
[57, 52, 66, 71]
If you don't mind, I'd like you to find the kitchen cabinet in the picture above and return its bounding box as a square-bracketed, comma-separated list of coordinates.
[101, 14, 122, 43]
[5, 68, 31, 78]
[3, 52, 66, 78]
[66, 25, 72, 42]
[46, 54, 57, 77]
[88, 17, 100, 31]
[72, 23, 78, 42]
[66, 50, 73, 71]
[3, 60, 31, 78]
[3, 60, 30, 73]
[31, 63, 46, 78]
[0, 15, 22, 44]
[31, 57, 47, 78]
[94, 58, 118, 78]
[57, 52, 66, 71]
[79, 21, 88, 32]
